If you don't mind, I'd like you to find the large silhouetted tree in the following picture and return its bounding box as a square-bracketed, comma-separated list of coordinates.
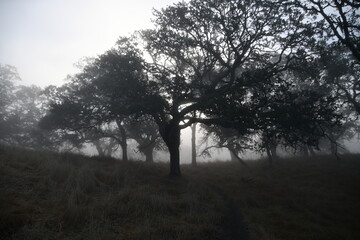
[41, 0, 347, 176]
[138, 0, 319, 176]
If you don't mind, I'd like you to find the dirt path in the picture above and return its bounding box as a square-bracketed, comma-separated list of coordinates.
[210, 184, 250, 240]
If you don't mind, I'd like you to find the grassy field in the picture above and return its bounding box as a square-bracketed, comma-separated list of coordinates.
[0, 145, 359, 240]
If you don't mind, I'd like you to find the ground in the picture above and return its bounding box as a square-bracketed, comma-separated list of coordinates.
[0, 145, 359, 240]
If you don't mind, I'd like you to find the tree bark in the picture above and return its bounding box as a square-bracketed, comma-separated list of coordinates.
[161, 122, 181, 177]
[116, 120, 128, 161]
[266, 145, 273, 168]
[143, 146, 154, 163]
[120, 140, 128, 161]
[191, 123, 197, 166]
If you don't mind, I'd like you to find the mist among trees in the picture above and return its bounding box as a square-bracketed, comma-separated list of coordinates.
[1, 0, 359, 177]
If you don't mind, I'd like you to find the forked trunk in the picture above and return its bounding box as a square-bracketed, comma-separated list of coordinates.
[94, 140, 105, 157]
[308, 146, 316, 156]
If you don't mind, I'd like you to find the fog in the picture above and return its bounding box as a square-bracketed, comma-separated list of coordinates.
[0, 0, 180, 87]
[1, 0, 359, 165]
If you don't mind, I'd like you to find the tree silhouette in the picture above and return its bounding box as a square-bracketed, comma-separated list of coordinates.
[138, 0, 318, 176]
[41, 0, 351, 176]
[0, 64, 21, 144]
[126, 115, 164, 163]
[291, 0, 360, 62]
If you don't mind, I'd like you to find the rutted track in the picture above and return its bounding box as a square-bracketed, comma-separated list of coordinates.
[209, 184, 250, 240]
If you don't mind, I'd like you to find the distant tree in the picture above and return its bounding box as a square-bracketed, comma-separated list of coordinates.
[317, 44, 360, 115]
[200, 125, 252, 166]
[0, 64, 20, 144]
[252, 58, 342, 163]
[39, 86, 129, 159]
[9, 85, 44, 147]
[319, 109, 359, 156]
[93, 137, 118, 157]
[126, 115, 164, 163]
[39, 41, 151, 160]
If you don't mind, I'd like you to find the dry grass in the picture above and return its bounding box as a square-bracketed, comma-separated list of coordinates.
[0, 145, 359, 240]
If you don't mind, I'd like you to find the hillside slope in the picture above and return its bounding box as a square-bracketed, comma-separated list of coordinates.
[0, 145, 359, 240]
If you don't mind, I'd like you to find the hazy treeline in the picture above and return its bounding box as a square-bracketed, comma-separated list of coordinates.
[1, 0, 359, 176]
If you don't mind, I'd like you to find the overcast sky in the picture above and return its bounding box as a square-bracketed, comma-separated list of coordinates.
[0, 0, 179, 87]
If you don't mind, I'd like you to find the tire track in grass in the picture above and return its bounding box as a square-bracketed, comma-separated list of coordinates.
[209, 184, 250, 240]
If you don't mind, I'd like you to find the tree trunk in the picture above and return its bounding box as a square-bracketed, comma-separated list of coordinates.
[121, 141, 128, 161]
[228, 147, 248, 167]
[169, 141, 181, 177]
[94, 140, 105, 157]
[116, 120, 128, 161]
[191, 123, 197, 166]
[330, 141, 337, 156]
[299, 144, 309, 157]
[266, 145, 273, 168]
[161, 122, 181, 177]
[308, 146, 316, 156]
[143, 146, 154, 163]
[270, 143, 277, 160]
[104, 138, 117, 157]
[229, 149, 238, 162]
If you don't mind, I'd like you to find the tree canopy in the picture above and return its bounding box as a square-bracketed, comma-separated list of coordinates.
[36, 0, 358, 177]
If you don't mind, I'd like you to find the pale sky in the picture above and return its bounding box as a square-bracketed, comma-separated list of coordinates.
[0, 0, 180, 87]
[0, 0, 231, 161]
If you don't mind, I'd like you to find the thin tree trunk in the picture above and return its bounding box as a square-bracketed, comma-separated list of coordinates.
[191, 123, 197, 166]
[300, 144, 309, 157]
[116, 120, 128, 161]
[308, 146, 316, 156]
[328, 133, 340, 160]
[144, 147, 154, 163]
[270, 143, 277, 160]
[266, 145, 273, 168]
